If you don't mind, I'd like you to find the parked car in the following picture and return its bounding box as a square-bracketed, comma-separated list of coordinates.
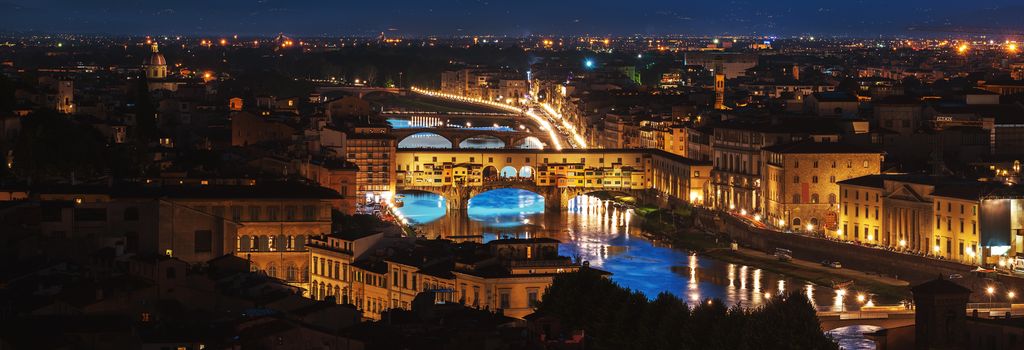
[829, 261, 843, 269]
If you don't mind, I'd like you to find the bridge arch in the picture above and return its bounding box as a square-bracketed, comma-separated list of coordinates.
[467, 187, 546, 215]
[458, 135, 506, 149]
[817, 311, 916, 332]
[397, 132, 453, 148]
[514, 136, 546, 149]
[519, 165, 535, 178]
[482, 166, 498, 179]
[499, 166, 518, 178]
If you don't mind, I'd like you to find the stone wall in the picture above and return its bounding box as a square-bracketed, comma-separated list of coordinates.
[710, 211, 1024, 301]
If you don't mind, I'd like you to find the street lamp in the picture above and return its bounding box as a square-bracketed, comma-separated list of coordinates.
[1009, 291, 1016, 303]
[987, 286, 996, 303]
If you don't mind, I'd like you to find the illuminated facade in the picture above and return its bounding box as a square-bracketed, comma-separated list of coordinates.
[343, 123, 397, 202]
[762, 141, 882, 233]
[394, 149, 710, 210]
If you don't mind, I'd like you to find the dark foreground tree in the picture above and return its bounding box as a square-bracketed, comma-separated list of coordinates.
[537, 268, 838, 350]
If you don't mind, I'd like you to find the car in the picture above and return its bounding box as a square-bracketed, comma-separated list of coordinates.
[829, 261, 843, 269]
[949, 273, 963, 279]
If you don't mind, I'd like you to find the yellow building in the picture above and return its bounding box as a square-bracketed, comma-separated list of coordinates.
[838, 175, 985, 266]
[837, 175, 887, 244]
[453, 238, 585, 319]
[762, 141, 882, 233]
[930, 191, 981, 264]
[307, 236, 589, 321]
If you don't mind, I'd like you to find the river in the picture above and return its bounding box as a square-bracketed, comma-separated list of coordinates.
[394, 189, 879, 348]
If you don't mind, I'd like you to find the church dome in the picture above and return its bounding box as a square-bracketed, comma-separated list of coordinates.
[147, 43, 166, 67]
[148, 52, 166, 66]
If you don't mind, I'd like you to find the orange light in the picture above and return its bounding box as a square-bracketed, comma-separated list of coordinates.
[1008, 43, 1019, 54]
[957, 43, 969, 54]
[219, 39, 227, 46]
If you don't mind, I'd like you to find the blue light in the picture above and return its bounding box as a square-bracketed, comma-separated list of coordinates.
[584, 59, 595, 68]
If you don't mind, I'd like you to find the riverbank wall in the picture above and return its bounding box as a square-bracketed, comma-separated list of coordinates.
[705, 210, 1024, 301]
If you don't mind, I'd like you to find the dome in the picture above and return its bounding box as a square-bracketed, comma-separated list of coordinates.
[147, 43, 166, 67]
[148, 52, 166, 67]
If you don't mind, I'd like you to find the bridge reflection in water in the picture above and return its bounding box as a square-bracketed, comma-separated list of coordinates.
[394, 190, 895, 311]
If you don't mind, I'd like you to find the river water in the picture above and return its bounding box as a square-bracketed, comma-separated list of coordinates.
[395, 189, 880, 348]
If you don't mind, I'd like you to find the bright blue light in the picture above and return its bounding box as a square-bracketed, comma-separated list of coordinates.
[584, 59, 595, 68]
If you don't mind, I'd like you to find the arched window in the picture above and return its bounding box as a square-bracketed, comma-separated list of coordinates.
[267, 263, 277, 278]
[792, 194, 801, 204]
[828, 193, 837, 204]
[811, 193, 819, 204]
[810, 218, 819, 226]
[792, 218, 802, 226]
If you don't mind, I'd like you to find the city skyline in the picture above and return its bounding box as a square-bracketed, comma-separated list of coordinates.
[2, 0, 1024, 37]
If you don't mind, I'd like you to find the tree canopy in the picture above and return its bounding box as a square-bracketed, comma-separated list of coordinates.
[537, 268, 838, 350]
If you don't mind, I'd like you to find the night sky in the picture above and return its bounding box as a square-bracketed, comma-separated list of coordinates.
[1, 0, 1023, 37]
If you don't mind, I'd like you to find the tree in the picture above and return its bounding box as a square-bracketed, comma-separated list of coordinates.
[537, 269, 837, 350]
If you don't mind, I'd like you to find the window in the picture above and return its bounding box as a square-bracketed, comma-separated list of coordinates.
[793, 176, 800, 184]
[794, 160, 799, 168]
[249, 206, 261, 221]
[829, 175, 836, 183]
[528, 288, 539, 307]
[231, 206, 242, 221]
[863, 160, 869, 168]
[813, 161, 819, 168]
[499, 289, 511, 309]
[792, 194, 801, 203]
[285, 206, 297, 220]
[194, 230, 212, 253]
[303, 205, 316, 220]
[812, 176, 818, 183]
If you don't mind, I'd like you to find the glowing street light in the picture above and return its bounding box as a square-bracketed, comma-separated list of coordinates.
[584, 59, 595, 69]
[1008, 43, 1019, 54]
[987, 286, 996, 303]
[1009, 291, 1016, 302]
[957, 43, 970, 55]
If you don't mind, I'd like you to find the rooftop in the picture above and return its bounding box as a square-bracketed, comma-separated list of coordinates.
[762, 140, 881, 154]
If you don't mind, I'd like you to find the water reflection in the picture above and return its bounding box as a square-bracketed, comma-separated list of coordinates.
[827, 325, 880, 350]
[395, 190, 888, 312]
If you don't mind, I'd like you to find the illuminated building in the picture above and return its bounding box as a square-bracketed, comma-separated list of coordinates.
[762, 141, 882, 233]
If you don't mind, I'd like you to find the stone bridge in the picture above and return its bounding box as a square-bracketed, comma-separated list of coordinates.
[393, 128, 542, 149]
[398, 179, 645, 211]
[316, 86, 403, 99]
[816, 309, 916, 332]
